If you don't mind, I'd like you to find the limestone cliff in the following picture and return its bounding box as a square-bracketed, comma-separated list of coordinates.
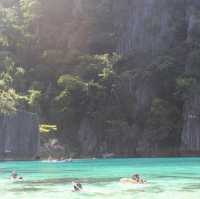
[0, 111, 39, 160]
[181, 1, 200, 152]
[114, 0, 200, 154]
[181, 95, 200, 151]
[60, 0, 200, 156]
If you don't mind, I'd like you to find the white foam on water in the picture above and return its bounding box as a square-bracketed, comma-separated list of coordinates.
[1, 158, 200, 199]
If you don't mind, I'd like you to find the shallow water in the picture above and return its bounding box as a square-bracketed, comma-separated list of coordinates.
[0, 158, 200, 199]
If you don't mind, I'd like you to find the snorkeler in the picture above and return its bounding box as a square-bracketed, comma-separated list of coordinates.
[72, 181, 83, 192]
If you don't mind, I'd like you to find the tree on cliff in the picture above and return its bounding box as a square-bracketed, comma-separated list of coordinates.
[1, 0, 200, 156]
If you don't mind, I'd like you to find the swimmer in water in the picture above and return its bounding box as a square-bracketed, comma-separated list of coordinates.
[10, 171, 23, 180]
[72, 181, 83, 192]
[11, 171, 18, 179]
[120, 174, 145, 184]
[132, 174, 146, 183]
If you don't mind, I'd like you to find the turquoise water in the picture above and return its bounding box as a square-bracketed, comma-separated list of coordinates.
[0, 158, 200, 199]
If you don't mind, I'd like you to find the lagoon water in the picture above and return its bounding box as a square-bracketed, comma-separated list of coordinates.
[0, 158, 200, 199]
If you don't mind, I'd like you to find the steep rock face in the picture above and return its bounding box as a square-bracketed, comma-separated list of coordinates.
[0, 111, 39, 160]
[77, 118, 97, 156]
[181, 2, 200, 152]
[115, 0, 200, 153]
[60, 0, 200, 155]
[116, 0, 188, 54]
[181, 95, 200, 151]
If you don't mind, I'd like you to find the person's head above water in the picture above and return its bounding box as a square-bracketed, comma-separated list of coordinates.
[132, 174, 140, 181]
[12, 171, 17, 175]
[11, 171, 18, 178]
[72, 181, 82, 191]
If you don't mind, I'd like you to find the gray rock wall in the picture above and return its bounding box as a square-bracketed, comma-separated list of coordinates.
[116, 0, 187, 55]
[115, 0, 200, 152]
[181, 95, 200, 151]
[60, 0, 200, 155]
[0, 111, 39, 160]
[181, 2, 200, 152]
[77, 118, 97, 156]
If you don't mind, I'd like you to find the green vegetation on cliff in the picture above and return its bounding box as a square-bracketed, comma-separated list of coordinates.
[0, 0, 200, 157]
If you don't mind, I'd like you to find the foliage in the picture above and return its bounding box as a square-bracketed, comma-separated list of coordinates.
[27, 89, 42, 111]
[0, 89, 17, 114]
[146, 98, 182, 148]
[1, 0, 200, 155]
[176, 76, 196, 97]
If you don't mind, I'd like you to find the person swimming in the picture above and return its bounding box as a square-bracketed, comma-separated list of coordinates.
[11, 171, 18, 179]
[131, 174, 145, 183]
[120, 174, 145, 184]
[10, 171, 23, 180]
[72, 181, 83, 192]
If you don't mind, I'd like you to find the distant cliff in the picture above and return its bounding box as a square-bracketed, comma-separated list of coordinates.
[0, 111, 39, 160]
[114, 0, 200, 154]
[1, 0, 200, 158]
[59, 0, 200, 157]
